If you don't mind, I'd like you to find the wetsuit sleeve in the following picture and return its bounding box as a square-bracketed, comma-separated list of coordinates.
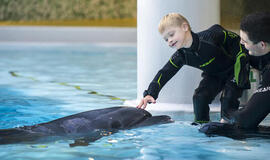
[144, 52, 183, 99]
[228, 68, 270, 128]
[219, 26, 250, 89]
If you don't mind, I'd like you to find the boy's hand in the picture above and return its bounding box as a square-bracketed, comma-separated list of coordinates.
[136, 95, 156, 109]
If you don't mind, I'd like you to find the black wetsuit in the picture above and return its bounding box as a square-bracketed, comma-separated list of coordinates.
[226, 53, 270, 128]
[144, 24, 250, 122]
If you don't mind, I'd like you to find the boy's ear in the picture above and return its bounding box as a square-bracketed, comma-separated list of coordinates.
[181, 23, 189, 32]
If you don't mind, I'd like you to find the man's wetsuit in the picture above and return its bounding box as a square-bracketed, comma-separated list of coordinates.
[143, 24, 250, 123]
[225, 53, 270, 128]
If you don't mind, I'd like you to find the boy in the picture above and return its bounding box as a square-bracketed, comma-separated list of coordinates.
[137, 13, 250, 123]
[221, 12, 270, 128]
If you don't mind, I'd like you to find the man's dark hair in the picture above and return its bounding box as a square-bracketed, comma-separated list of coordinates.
[240, 11, 270, 44]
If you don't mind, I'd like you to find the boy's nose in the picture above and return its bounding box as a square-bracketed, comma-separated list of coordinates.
[168, 39, 173, 47]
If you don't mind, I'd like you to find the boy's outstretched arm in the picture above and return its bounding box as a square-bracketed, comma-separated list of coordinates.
[137, 95, 156, 109]
[137, 51, 183, 110]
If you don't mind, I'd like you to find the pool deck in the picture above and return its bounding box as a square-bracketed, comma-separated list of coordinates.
[0, 26, 136, 44]
[124, 100, 220, 112]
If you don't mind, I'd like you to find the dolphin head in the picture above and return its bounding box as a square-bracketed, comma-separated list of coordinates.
[91, 107, 173, 129]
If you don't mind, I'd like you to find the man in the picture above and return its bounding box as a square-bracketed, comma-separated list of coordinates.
[221, 11, 270, 128]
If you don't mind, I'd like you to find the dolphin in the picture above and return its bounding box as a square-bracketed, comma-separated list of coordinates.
[0, 106, 173, 146]
[199, 122, 270, 139]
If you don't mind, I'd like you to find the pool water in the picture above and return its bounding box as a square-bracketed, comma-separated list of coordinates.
[0, 43, 269, 160]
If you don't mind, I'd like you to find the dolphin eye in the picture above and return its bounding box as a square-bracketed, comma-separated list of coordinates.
[110, 121, 121, 129]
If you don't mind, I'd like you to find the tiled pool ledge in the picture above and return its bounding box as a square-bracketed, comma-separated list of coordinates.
[0, 26, 137, 44]
[124, 99, 220, 112]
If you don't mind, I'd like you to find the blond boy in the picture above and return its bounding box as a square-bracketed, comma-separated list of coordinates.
[137, 13, 250, 123]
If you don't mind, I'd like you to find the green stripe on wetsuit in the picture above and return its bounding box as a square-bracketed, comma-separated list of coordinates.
[234, 44, 246, 86]
[157, 73, 162, 89]
[169, 58, 180, 68]
[199, 57, 215, 68]
[223, 30, 247, 86]
[194, 120, 210, 124]
[222, 30, 227, 44]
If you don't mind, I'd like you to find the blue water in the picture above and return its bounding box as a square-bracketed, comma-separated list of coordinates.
[0, 43, 269, 160]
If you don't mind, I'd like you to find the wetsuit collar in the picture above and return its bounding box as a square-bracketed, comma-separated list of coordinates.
[252, 52, 270, 70]
[262, 52, 270, 66]
[188, 31, 200, 52]
[177, 31, 199, 53]
[260, 52, 270, 64]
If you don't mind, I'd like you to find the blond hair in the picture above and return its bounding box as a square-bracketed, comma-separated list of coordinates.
[158, 13, 191, 33]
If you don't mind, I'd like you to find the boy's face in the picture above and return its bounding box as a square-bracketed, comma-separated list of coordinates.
[240, 30, 266, 56]
[161, 24, 188, 50]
